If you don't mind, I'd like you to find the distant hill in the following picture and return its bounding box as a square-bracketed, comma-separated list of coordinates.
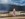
[0, 4, 25, 11]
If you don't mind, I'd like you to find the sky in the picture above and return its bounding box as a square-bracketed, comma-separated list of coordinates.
[0, 0, 8, 4]
[0, 0, 25, 12]
[0, 0, 25, 6]
[10, 0, 25, 6]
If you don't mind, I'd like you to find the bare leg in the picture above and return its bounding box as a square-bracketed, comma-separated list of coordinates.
[12, 8, 16, 17]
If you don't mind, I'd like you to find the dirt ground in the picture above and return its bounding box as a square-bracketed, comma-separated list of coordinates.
[0, 16, 25, 19]
[0, 17, 25, 19]
[0, 11, 25, 19]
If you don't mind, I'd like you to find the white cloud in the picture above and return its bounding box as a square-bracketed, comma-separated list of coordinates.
[0, 0, 8, 4]
[10, 0, 25, 6]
